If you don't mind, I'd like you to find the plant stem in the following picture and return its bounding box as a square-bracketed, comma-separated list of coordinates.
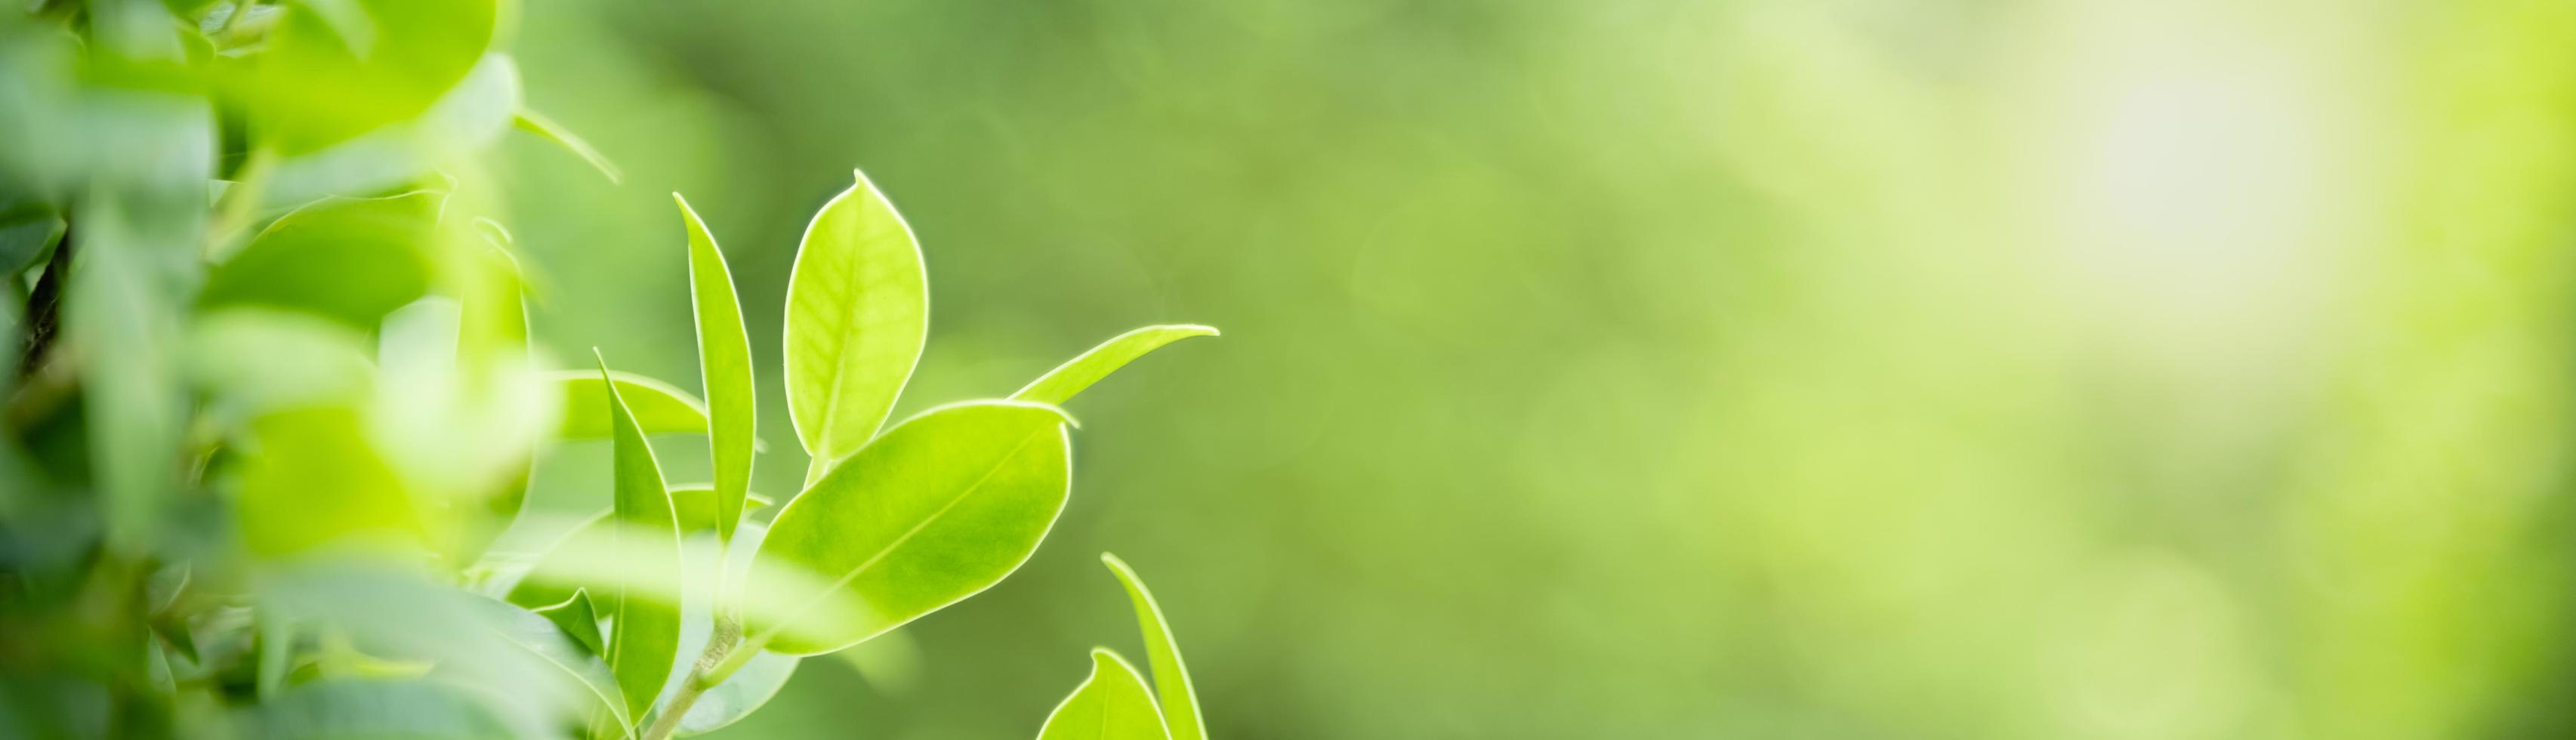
[640, 620, 765, 740]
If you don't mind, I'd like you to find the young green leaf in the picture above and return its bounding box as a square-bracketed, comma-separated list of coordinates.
[748, 401, 1072, 655]
[199, 191, 440, 329]
[553, 370, 711, 440]
[677, 194, 756, 544]
[1013, 325, 1220, 405]
[517, 109, 625, 183]
[534, 589, 605, 658]
[1036, 649, 1172, 740]
[783, 170, 927, 485]
[596, 353, 684, 719]
[1101, 553, 1206, 740]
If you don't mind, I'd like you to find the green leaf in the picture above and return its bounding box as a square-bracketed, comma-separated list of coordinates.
[257, 54, 522, 209]
[669, 486, 776, 536]
[75, 141, 209, 555]
[748, 401, 1072, 655]
[236, 406, 422, 557]
[552, 370, 710, 440]
[1036, 649, 1171, 740]
[677, 650, 796, 736]
[517, 109, 624, 183]
[0, 202, 63, 276]
[221, 0, 499, 153]
[200, 190, 440, 330]
[596, 353, 684, 719]
[190, 309, 378, 421]
[455, 239, 534, 566]
[1100, 553, 1206, 740]
[486, 597, 631, 738]
[783, 170, 927, 485]
[1013, 325, 1219, 405]
[534, 589, 605, 658]
[505, 511, 607, 612]
[677, 194, 757, 545]
[240, 680, 515, 738]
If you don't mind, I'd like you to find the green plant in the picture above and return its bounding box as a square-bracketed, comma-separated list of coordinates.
[0, 2, 1218, 738]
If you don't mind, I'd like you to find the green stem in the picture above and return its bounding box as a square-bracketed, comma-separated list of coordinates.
[640, 621, 765, 740]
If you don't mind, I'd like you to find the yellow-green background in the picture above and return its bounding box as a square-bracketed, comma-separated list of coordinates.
[490, 0, 2576, 737]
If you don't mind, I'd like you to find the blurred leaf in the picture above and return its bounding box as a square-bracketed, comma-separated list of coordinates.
[235, 405, 423, 557]
[484, 596, 631, 738]
[238, 680, 514, 738]
[0, 202, 62, 275]
[1101, 553, 1205, 740]
[748, 400, 1072, 655]
[552, 370, 709, 440]
[221, 0, 498, 153]
[669, 486, 776, 535]
[676, 193, 756, 546]
[200, 190, 439, 329]
[414, 53, 521, 153]
[455, 241, 534, 565]
[504, 510, 607, 611]
[69, 94, 210, 554]
[295, 0, 376, 57]
[1037, 649, 1171, 740]
[245, 51, 520, 209]
[1013, 325, 1219, 406]
[534, 589, 604, 658]
[596, 353, 683, 719]
[190, 308, 376, 420]
[784, 170, 927, 485]
[676, 649, 796, 737]
[517, 109, 623, 183]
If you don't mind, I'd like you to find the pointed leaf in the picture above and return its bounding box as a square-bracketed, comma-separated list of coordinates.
[748, 401, 1072, 655]
[552, 370, 709, 440]
[596, 353, 683, 719]
[677, 194, 757, 544]
[1037, 649, 1171, 740]
[517, 109, 624, 183]
[783, 170, 927, 484]
[1101, 554, 1206, 740]
[1013, 325, 1219, 405]
[533, 589, 604, 658]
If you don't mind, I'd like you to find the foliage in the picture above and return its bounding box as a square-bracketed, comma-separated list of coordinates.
[0, 2, 1219, 738]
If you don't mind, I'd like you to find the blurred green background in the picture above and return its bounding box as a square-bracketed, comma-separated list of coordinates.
[486, 0, 2576, 738]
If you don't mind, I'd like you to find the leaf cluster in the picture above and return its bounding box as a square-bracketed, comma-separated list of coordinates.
[0, 3, 1220, 738]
